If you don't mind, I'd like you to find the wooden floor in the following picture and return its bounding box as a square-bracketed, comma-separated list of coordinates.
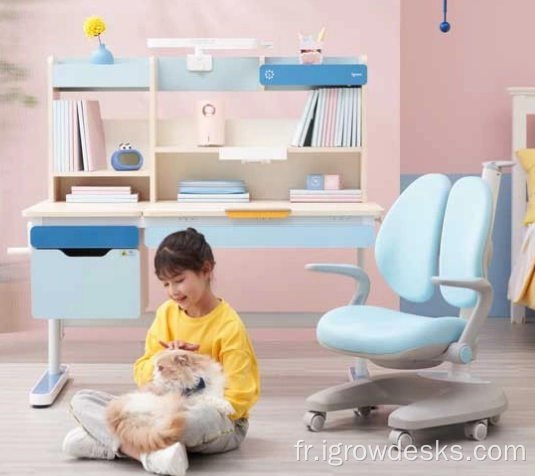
[0, 319, 534, 475]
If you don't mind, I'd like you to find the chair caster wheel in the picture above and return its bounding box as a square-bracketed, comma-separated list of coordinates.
[304, 411, 326, 432]
[488, 415, 501, 426]
[354, 406, 374, 417]
[388, 429, 414, 450]
[464, 420, 488, 441]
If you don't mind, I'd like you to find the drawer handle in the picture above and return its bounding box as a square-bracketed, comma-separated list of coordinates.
[60, 249, 112, 257]
[225, 209, 291, 219]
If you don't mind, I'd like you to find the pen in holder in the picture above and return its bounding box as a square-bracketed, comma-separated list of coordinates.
[299, 37, 323, 65]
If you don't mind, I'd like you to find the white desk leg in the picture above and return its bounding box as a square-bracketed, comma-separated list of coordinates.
[29, 319, 69, 407]
[511, 98, 527, 324]
[348, 247, 370, 381]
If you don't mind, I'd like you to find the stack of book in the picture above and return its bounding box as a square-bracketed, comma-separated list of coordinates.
[66, 186, 139, 203]
[177, 180, 250, 203]
[53, 99, 107, 172]
[291, 87, 362, 148]
[289, 189, 363, 203]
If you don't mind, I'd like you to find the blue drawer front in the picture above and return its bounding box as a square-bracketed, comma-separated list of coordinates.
[145, 220, 375, 249]
[259, 64, 367, 87]
[31, 226, 139, 249]
[53, 58, 149, 90]
[32, 249, 141, 319]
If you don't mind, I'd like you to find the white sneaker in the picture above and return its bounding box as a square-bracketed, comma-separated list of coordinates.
[62, 426, 115, 460]
[141, 442, 189, 476]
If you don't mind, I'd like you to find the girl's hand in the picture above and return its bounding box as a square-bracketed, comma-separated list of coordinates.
[159, 340, 200, 351]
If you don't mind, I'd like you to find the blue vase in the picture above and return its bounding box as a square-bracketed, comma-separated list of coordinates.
[91, 43, 114, 64]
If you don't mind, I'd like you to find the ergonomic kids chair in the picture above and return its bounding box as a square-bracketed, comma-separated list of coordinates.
[303, 161, 513, 448]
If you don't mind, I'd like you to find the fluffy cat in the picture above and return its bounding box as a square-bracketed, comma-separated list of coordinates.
[106, 349, 233, 454]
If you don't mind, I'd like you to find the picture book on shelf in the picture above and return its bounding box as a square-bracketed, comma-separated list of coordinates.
[293, 87, 362, 148]
[53, 99, 107, 172]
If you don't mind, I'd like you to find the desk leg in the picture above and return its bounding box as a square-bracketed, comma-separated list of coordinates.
[29, 319, 69, 407]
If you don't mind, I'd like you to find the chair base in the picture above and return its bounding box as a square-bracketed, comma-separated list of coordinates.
[305, 371, 508, 433]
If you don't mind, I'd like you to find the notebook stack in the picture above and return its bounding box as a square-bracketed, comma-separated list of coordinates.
[177, 180, 250, 203]
[289, 189, 363, 203]
[66, 186, 139, 203]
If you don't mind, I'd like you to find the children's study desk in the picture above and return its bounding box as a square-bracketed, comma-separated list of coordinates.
[21, 55, 383, 406]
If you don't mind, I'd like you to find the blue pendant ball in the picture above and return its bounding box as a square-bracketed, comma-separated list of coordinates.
[440, 21, 451, 33]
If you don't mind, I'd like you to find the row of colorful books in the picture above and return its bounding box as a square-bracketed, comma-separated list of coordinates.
[177, 180, 250, 203]
[53, 100, 107, 173]
[66, 186, 138, 203]
[289, 189, 363, 203]
[291, 87, 362, 148]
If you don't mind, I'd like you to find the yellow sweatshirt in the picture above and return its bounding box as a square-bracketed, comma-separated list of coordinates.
[133, 298, 260, 420]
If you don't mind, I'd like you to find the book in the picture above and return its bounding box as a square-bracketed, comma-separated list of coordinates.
[177, 198, 250, 203]
[71, 186, 132, 193]
[82, 100, 107, 172]
[177, 193, 250, 199]
[291, 90, 315, 147]
[67, 193, 138, 201]
[77, 101, 88, 172]
[290, 189, 362, 195]
[298, 89, 319, 147]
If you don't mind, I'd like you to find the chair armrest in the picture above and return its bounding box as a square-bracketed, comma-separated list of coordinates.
[431, 276, 493, 350]
[306, 264, 370, 305]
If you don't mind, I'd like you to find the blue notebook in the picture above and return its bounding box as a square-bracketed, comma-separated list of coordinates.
[179, 186, 246, 194]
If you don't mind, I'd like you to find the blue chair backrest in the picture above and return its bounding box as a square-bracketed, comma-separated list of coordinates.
[375, 174, 451, 303]
[439, 177, 493, 308]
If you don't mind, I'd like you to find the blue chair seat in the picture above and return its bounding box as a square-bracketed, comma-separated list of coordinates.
[317, 306, 467, 355]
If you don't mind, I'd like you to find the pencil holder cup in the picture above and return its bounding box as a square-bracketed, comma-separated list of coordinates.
[299, 39, 323, 65]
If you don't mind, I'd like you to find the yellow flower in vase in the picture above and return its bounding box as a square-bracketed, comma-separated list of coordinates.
[83, 16, 114, 64]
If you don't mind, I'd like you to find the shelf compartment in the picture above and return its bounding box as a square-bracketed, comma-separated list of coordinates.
[155, 152, 361, 201]
[54, 176, 151, 202]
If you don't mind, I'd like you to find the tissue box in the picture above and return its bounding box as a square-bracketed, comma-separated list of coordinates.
[324, 174, 341, 190]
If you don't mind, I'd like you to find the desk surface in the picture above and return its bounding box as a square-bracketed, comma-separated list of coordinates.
[22, 200, 384, 219]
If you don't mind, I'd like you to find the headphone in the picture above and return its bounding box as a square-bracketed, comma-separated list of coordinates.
[440, 0, 451, 33]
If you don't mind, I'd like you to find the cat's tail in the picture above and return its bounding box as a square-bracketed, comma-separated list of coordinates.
[106, 392, 187, 454]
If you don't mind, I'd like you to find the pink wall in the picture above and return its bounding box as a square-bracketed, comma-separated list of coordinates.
[0, 0, 400, 331]
[401, 0, 535, 175]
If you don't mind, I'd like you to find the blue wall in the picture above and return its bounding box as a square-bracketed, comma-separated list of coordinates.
[400, 173, 511, 318]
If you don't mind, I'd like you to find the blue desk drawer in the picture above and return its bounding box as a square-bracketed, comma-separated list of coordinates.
[31, 226, 139, 249]
[31, 249, 140, 319]
[144, 217, 375, 248]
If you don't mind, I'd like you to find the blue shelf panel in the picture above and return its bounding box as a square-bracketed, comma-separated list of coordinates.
[53, 58, 149, 90]
[158, 57, 260, 91]
[260, 63, 367, 88]
[52, 56, 366, 91]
